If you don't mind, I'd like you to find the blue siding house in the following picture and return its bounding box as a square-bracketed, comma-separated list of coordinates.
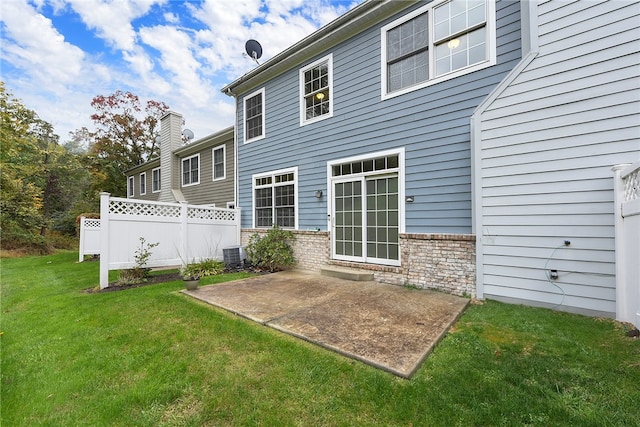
[216, 0, 639, 323]
[222, 0, 524, 295]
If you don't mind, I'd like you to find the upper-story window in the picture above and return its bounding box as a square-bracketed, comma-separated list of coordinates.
[128, 176, 134, 198]
[381, 0, 495, 99]
[152, 167, 161, 193]
[182, 154, 200, 186]
[244, 88, 265, 143]
[300, 54, 333, 126]
[212, 145, 225, 181]
[139, 172, 146, 195]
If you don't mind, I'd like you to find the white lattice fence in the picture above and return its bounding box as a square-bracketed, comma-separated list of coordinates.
[78, 217, 102, 262]
[613, 161, 640, 329]
[97, 193, 241, 288]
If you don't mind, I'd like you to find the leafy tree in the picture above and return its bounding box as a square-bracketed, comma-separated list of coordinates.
[80, 90, 169, 197]
[0, 82, 88, 251]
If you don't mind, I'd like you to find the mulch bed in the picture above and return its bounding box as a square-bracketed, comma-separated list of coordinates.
[85, 265, 267, 293]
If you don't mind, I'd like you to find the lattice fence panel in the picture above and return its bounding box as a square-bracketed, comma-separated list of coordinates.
[84, 219, 101, 229]
[623, 168, 639, 202]
[109, 199, 181, 217]
[187, 206, 236, 221]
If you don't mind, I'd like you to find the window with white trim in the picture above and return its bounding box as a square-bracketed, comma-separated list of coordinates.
[128, 176, 134, 197]
[212, 145, 225, 181]
[244, 88, 265, 142]
[182, 154, 199, 186]
[139, 172, 146, 195]
[253, 168, 297, 229]
[382, 0, 495, 98]
[152, 167, 161, 193]
[300, 54, 333, 125]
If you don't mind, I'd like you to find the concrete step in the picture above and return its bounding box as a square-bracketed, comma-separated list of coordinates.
[320, 265, 374, 282]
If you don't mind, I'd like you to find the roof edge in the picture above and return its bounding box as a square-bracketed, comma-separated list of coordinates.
[221, 0, 412, 96]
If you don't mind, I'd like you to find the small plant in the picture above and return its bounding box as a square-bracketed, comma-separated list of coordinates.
[180, 263, 202, 281]
[245, 225, 295, 272]
[180, 259, 225, 280]
[118, 237, 159, 285]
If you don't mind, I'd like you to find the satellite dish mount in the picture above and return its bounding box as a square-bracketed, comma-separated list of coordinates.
[244, 39, 263, 65]
[182, 129, 194, 144]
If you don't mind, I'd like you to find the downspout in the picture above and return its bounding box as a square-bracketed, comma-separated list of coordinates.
[471, 0, 539, 300]
[225, 87, 239, 216]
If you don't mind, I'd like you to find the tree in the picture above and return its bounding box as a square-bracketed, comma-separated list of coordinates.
[83, 90, 169, 197]
[0, 82, 87, 251]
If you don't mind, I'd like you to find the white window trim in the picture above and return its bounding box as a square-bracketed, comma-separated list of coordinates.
[243, 87, 266, 143]
[251, 166, 299, 230]
[139, 172, 146, 195]
[380, 0, 496, 100]
[299, 53, 334, 127]
[151, 167, 161, 193]
[128, 176, 135, 198]
[212, 144, 226, 181]
[181, 153, 200, 187]
[327, 147, 406, 235]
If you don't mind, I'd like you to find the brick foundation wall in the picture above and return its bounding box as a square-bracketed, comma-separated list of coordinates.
[241, 229, 475, 297]
[241, 229, 330, 271]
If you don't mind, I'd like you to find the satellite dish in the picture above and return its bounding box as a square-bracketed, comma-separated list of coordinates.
[245, 39, 263, 64]
[182, 129, 194, 142]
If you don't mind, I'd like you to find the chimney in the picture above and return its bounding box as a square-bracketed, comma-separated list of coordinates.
[159, 111, 183, 202]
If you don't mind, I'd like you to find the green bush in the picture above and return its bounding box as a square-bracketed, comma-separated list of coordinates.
[181, 259, 225, 280]
[0, 224, 49, 254]
[117, 237, 159, 285]
[246, 226, 295, 272]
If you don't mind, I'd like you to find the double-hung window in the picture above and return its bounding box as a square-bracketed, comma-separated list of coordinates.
[300, 54, 333, 126]
[139, 172, 146, 195]
[212, 145, 225, 181]
[253, 168, 297, 229]
[244, 88, 265, 142]
[382, 0, 495, 98]
[182, 154, 199, 186]
[152, 167, 161, 193]
[128, 176, 134, 198]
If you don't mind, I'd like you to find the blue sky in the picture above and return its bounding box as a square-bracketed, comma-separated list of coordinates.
[1, 0, 361, 143]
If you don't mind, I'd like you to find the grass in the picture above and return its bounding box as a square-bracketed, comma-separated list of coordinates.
[2, 252, 639, 426]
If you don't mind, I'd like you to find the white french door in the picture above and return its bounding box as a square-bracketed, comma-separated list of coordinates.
[332, 174, 399, 265]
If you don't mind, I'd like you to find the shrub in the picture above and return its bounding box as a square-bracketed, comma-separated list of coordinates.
[117, 237, 159, 285]
[180, 259, 225, 280]
[246, 226, 295, 272]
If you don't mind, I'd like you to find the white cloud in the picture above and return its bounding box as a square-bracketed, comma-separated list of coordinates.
[0, 0, 362, 142]
[66, 0, 163, 51]
[0, 0, 85, 88]
[138, 25, 209, 105]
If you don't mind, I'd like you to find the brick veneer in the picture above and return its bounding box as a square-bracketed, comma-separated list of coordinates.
[241, 229, 475, 297]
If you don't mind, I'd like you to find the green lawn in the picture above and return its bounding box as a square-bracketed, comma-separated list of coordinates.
[2, 252, 639, 426]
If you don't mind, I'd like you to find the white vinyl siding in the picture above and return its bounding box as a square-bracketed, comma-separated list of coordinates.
[476, 0, 639, 317]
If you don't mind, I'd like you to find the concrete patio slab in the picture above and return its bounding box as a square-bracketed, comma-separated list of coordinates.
[182, 270, 468, 378]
